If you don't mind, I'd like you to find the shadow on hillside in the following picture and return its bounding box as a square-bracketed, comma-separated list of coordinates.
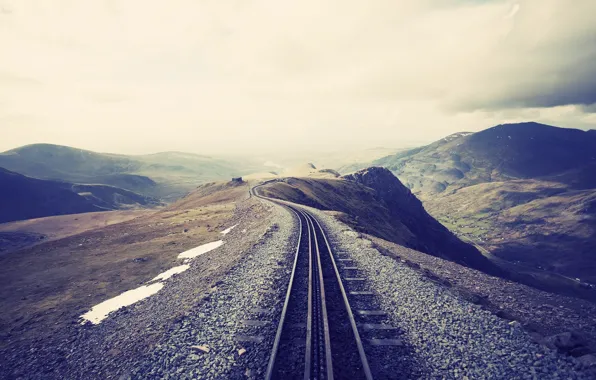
[491, 231, 596, 303]
[262, 176, 507, 279]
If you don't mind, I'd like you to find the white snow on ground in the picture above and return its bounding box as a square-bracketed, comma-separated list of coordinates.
[80, 283, 164, 324]
[150, 265, 190, 282]
[178, 240, 224, 259]
[81, 240, 227, 324]
[220, 224, 238, 235]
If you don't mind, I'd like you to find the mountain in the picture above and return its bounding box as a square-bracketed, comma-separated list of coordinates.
[0, 167, 100, 223]
[70, 184, 161, 210]
[371, 122, 596, 197]
[0, 167, 160, 223]
[362, 122, 596, 286]
[0, 144, 262, 200]
[259, 167, 502, 275]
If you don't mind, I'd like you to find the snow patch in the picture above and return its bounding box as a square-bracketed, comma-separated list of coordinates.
[178, 240, 224, 259]
[80, 282, 164, 325]
[150, 265, 190, 282]
[80, 238, 228, 325]
[221, 224, 237, 235]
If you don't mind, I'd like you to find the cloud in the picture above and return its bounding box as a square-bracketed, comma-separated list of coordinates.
[0, 0, 594, 154]
[580, 104, 596, 114]
[504, 3, 520, 18]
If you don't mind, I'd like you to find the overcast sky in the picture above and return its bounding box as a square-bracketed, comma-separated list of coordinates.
[1, 0, 595, 155]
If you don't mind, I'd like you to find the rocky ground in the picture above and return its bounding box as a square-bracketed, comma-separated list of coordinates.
[367, 230, 596, 357]
[309, 207, 596, 379]
[0, 194, 295, 379]
[129, 204, 296, 379]
[3, 190, 596, 379]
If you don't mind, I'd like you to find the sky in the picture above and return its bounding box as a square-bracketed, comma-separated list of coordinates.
[1, 0, 595, 155]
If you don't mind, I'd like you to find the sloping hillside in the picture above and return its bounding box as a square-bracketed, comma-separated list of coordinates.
[425, 180, 596, 283]
[371, 123, 596, 197]
[0, 144, 261, 200]
[71, 184, 161, 210]
[0, 168, 101, 223]
[0, 179, 259, 358]
[259, 167, 501, 275]
[0, 168, 159, 223]
[365, 122, 596, 288]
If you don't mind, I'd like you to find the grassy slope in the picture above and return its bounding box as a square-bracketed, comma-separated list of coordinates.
[0, 210, 152, 254]
[0, 167, 160, 223]
[0, 181, 253, 349]
[0, 168, 102, 223]
[260, 177, 417, 245]
[425, 179, 596, 283]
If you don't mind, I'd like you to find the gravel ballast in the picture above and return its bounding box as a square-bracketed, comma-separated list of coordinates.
[130, 201, 297, 379]
[0, 195, 297, 379]
[4, 190, 595, 379]
[307, 207, 595, 379]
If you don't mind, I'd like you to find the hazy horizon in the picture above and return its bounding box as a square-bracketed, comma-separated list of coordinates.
[1, 0, 595, 155]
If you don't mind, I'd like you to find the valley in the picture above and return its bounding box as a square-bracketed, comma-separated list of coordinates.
[346, 122, 596, 297]
[1, 164, 596, 378]
[3, 2, 596, 377]
[0, 167, 161, 224]
[0, 144, 265, 201]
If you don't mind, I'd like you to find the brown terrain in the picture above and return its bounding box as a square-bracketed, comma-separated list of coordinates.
[2, 169, 596, 375]
[424, 180, 596, 287]
[258, 170, 596, 358]
[0, 210, 152, 255]
[259, 170, 501, 276]
[0, 180, 270, 352]
[359, 123, 596, 299]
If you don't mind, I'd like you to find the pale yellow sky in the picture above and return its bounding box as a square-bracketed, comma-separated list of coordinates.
[1, 0, 595, 155]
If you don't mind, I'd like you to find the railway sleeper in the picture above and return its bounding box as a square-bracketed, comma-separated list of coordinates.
[235, 335, 266, 344]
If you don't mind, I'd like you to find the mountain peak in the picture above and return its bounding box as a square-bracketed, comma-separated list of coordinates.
[343, 167, 418, 208]
[3, 143, 84, 155]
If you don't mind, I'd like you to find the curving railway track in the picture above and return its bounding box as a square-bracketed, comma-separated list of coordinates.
[252, 183, 374, 380]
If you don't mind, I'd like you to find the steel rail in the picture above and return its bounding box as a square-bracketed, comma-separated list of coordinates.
[263, 203, 304, 380]
[254, 182, 372, 379]
[308, 210, 374, 380]
[302, 210, 334, 380]
[303, 208, 314, 380]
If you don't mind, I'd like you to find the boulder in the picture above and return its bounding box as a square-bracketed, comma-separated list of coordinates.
[544, 331, 587, 354]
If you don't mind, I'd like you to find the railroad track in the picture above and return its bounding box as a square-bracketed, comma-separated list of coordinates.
[251, 183, 374, 380]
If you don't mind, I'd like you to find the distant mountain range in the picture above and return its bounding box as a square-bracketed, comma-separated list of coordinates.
[344, 122, 596, 285]
[0, 167, 161, 223]
[371, 122, 596, 196]
[0, 144, 262, 200]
